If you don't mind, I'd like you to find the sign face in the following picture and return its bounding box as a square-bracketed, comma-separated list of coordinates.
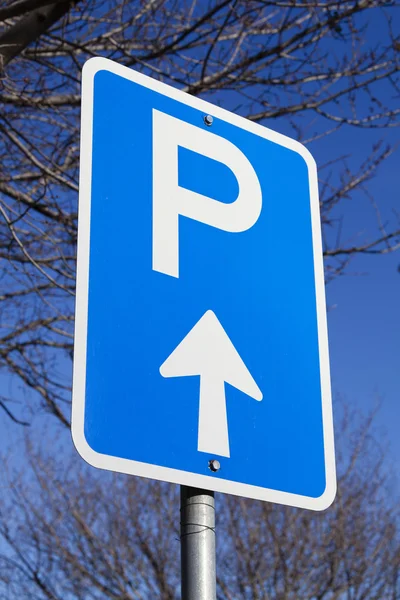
[72, 57, 336, 510]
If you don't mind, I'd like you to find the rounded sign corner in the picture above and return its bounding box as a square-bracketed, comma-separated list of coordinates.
[71, 417, 104, 472]
[292, 139, 318, 177]
[310, 475, 337, 512]
[82, 56, 111, 81]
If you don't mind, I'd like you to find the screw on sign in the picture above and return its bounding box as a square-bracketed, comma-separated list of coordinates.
[209, 460, 221, 473]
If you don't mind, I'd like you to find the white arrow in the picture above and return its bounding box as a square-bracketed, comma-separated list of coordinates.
[160, 310, 262, 458]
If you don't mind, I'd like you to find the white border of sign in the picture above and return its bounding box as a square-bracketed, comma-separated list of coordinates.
[72, 57, 336, 511]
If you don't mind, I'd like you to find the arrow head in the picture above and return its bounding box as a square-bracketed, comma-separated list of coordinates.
[160, 310, 262, 401]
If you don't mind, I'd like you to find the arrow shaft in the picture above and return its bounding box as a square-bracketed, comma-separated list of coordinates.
[197, 375, 230, 458]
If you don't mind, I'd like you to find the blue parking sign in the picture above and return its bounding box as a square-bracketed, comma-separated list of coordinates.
[72, 57, 336, 510]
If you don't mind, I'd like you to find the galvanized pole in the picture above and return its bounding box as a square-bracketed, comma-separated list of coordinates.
[180, 486, 216, 600]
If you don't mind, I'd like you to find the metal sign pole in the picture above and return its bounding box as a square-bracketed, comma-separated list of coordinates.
[180, 486, 216, 600]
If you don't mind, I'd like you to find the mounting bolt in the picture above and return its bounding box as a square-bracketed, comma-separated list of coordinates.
[204, 114, 213, 126]
[209, 459, 221, 472]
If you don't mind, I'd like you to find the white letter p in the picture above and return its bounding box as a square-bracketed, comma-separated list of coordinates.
[152, 110, 262, 278]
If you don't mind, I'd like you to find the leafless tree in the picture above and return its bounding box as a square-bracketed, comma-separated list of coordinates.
[0, 1, 399, 424]
[0, 404, 398, 599]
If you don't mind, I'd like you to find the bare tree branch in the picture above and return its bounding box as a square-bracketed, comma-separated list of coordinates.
[0, 0, 81, 69]
[0, 407, 398, 598]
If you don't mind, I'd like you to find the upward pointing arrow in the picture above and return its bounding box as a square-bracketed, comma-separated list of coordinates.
[160, 310, 262, 458]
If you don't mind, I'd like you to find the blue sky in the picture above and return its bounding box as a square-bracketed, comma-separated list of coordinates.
[326, 147, 400, 467]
